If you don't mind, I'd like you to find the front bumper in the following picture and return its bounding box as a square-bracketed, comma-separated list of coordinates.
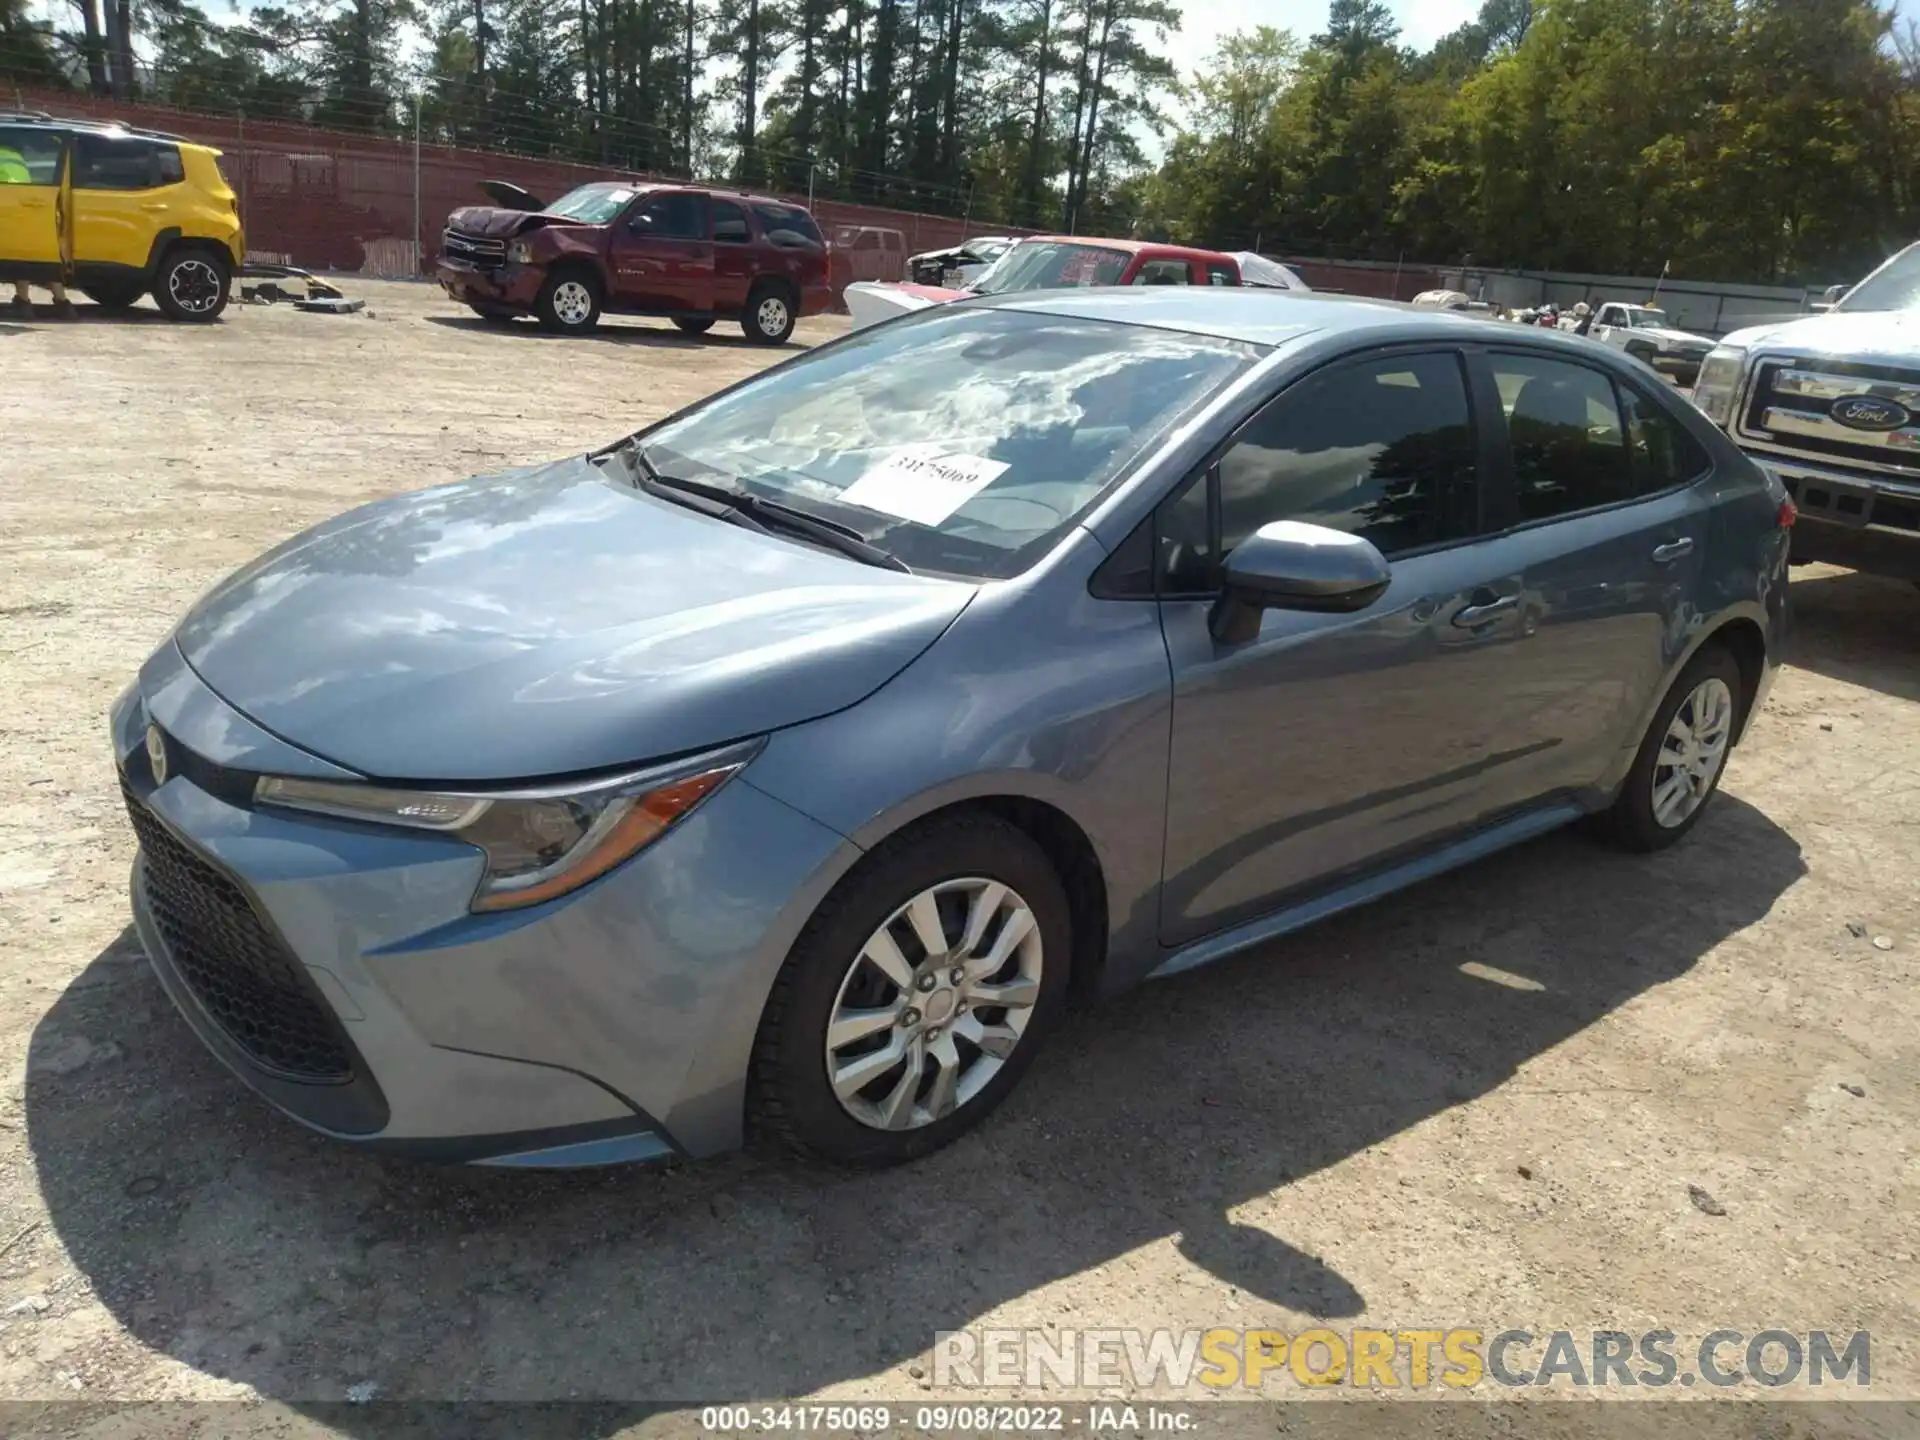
[111, 651, 859, 1165]
[1748, 453, 1920, 582]
[435, 258, 543, 311]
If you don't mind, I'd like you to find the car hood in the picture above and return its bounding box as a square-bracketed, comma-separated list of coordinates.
[841, 281, 963, 330]
[1643, 327, 1710, 345]
[174, 457, 975, 782]
[445, 205, 593, 239]
[1719, 308, 1920, 364]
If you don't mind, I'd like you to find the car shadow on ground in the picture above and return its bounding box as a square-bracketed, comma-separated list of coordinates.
[27, 792, 1803, 1415]
[1785, 569, 1920, 701]
[423, 313, 795, 350]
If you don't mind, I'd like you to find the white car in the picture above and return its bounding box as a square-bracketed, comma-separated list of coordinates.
[1585, 302, 1715, 378]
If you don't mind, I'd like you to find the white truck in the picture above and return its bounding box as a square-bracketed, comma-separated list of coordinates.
[1584, 302, 1716, 382]
[1690, 240, 1920, 583]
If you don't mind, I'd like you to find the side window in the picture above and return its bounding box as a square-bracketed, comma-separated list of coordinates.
[1620, 385, 1711, 493]
[74, 134, 167, 190]
[1490, 352, 1631, 519]
[633, 192, 706, 240]
[1215, 352, 1477, 561]
[1205, 262, 1236, 287]
[1132, 258, 1191, 287]
[1597, 305, 1622, 327]
[712, 200, 750, 244]
[754, 203, 825, 248]
[0, 128, 64, 185]
[1157, 469, 1216, 595]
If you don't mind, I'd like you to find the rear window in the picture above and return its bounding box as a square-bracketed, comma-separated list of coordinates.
[754, 203, 824, 248]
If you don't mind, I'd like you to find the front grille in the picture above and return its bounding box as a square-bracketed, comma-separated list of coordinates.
[441, 228, 507, 266]
[1740, 357, 1920, 477]
[122, 780, 352, 1082]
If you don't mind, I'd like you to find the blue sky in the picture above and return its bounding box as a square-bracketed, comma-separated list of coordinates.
[1165, 0, 1485, 78]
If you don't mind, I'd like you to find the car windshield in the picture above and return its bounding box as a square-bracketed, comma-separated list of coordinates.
[967, 242, 1132, 295]
[544, 183, 639, 223]
[637, 306, 1259, 580]
[1836, 242, 1920, 312]
[1623, 307, 1668, 328]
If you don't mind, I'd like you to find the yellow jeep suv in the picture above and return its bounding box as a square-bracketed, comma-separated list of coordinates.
[0, 113, 244, 321]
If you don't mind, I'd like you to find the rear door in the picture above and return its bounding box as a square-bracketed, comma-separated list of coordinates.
[1157, 347, 1545, 946]
[71, 132, 185, 275]
[0, 126, 68, 280]
[710, 198, 755, 314]
[1471, 348, 1710, 799]
[609, 190, 713, 312]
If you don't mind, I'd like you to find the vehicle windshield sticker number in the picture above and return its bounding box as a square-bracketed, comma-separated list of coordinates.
[840, 445, 1011, 525]
[609, 188, 635, 204]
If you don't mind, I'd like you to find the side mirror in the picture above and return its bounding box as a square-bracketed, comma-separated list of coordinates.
[1210, 521, 1392, 644]
[629, 213, 654, 233]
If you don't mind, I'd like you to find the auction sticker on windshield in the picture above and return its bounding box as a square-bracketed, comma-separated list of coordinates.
[840, 445, 1010, 525]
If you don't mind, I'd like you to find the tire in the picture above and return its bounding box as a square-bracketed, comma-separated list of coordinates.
[749, 812, 1072, 1166]
[672, 316, 714, 335]
[1625, 341, 1657, 366]
[535, 270, 602, 334]
[81, 279, 145, 311]
[150, 248, 231, 322]
[469, 303, 518, 324]
[1598, 644, 1745, 852]
[742, 281, 797, 345]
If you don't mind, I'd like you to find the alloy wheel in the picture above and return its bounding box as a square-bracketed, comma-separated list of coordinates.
[824, 877, 1043, 1131]
[168, 259, 223, 315]
[1651, 676, 1733, 828]
[756, 295, 790, 338]
[552, 280, 594, 326]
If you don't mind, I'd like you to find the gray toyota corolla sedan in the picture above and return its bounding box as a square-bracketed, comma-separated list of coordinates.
[111, 288, 1790, 1168]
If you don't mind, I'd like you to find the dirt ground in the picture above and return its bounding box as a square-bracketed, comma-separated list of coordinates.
[1, 280, 1918, 1434]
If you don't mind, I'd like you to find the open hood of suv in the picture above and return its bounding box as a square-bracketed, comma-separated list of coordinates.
[477, 179, 546, 211]
[174, 458, 974, 782]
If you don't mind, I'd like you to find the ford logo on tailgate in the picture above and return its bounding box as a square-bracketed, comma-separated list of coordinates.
[1829, 395, 1912, 431]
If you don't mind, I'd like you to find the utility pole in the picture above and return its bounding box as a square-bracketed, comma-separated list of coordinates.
[413, 91, 423, 276]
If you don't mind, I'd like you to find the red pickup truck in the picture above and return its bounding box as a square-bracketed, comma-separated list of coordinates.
[435, 179, 835, 344]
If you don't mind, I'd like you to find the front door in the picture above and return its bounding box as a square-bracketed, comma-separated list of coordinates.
[609, 191, 713, 313]
[0, 126, 68, 282]
[1158, 349, 1536, 946]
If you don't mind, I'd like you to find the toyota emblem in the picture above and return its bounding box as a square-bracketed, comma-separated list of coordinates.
[145, 724, 168, 785]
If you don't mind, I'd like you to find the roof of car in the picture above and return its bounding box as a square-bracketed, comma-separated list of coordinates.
[0, 112, 200, 145]
[979, 285, 1592, 350]
[1014, 234, 1237, 262]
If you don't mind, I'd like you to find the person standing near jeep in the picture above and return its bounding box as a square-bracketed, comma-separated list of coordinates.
[435, 180, 835, 342]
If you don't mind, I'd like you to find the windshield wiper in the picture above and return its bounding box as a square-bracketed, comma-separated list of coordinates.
[620, 442, 911, 574]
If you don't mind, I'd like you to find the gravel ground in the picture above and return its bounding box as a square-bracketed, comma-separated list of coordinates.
[1, 281, 1917, 1435]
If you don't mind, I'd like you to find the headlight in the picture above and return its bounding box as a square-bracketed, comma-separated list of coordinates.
[254, 741, 759, 912]
[1689, 345, 1747, 427]
[507, 240, 532, 265]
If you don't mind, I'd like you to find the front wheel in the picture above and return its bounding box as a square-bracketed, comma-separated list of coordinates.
[742, 283, 796, 345]
[1598, 644, 1745, 851]
[749, 813, 1071, 1166]
[151, 249, 231, 322]
[535, 271, 601, 334]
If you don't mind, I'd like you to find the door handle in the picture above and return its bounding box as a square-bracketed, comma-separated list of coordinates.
[1651, 537, 1695, 564]
[1453, 593, 1519, 627]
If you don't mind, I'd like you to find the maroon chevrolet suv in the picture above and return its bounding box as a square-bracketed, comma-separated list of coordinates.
[435, 179, 835, 343]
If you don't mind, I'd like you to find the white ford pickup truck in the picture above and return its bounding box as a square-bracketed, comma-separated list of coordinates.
[1586, 302, 1716, 382]
[1690, 241, 1920, 584]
